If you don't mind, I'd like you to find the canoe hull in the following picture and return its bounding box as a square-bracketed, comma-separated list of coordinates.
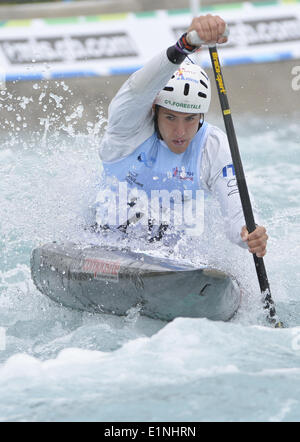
[30, 242, 241, 321]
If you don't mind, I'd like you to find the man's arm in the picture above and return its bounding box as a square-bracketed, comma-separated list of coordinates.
[201, 126, 268, 255]
[99, 51, 183, 163]
[99, 14, 228, 163]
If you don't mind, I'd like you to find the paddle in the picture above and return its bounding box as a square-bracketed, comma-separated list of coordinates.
[187, 30, 283, 327]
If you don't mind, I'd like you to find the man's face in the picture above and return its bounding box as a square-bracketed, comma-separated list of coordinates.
[157, 107, 201, 154]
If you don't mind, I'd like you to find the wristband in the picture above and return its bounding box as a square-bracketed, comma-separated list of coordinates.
[167, 33, 199, 64]
[176, 32, 199, 54]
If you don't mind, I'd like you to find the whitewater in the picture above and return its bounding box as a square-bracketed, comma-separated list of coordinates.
[0, 80, 299, 422]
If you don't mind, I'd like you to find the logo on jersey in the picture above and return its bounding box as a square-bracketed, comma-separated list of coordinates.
[222, 164, 235, 178]
[172, 166, 194, 181]
[137, 152, 155, 168]
[125, 170, 143, 188]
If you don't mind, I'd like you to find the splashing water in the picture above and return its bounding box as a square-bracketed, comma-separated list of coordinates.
[0, 81, 300, 422]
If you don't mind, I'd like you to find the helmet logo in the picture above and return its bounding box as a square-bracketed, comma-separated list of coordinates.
[175, 67, 199, 85]
[177, 68, 185, 79]
[163, 99, 201, 110]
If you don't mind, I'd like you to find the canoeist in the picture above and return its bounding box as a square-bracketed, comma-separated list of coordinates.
[94, 14, 268, 257]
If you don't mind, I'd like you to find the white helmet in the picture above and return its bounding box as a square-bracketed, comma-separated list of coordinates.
[154, 61, 211, 114]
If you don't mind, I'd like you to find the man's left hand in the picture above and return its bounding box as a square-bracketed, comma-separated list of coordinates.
[241, 225, 268, 258]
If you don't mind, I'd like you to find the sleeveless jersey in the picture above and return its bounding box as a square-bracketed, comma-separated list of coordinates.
[98, 123, 209, 232]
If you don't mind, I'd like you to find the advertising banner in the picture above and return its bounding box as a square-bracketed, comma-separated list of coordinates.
[0, 1, 299, 81]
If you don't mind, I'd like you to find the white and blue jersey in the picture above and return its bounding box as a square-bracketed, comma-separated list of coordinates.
[96, 50, 256, 247]
[103, 123, 208, 198]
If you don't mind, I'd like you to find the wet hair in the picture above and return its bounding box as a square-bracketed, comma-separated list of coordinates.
[153, 105, 204, 140]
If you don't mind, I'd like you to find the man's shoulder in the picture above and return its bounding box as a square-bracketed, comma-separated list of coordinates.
[202, 122, 231, 164]
[205, 122, 227, 141]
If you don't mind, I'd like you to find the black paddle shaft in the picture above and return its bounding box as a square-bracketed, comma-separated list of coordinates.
[208, 46, 281, 326]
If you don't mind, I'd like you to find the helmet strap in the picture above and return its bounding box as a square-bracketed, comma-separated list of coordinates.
[198, 113, 204, 130]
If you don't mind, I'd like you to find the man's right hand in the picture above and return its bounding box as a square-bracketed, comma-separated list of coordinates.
[187, 14, 227, 46]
